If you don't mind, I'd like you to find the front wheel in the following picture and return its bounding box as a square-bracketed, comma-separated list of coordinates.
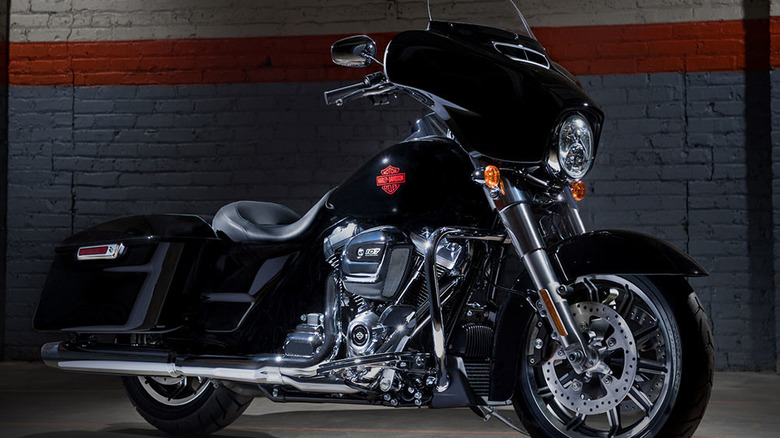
[514, 275, 713, 438]
[122, 375, 253, 436]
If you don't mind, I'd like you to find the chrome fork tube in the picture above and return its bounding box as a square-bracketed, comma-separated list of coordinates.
[557, 188, 587, 235]
[495, 182, 593, 370]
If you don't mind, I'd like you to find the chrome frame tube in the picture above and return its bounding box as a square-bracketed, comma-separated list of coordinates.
[423, 227, 507, 393]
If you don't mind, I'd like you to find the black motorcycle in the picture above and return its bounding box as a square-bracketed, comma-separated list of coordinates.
[34, 1, 713, 437]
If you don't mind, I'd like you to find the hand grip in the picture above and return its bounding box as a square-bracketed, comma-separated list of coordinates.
[324, 81, 367, 106]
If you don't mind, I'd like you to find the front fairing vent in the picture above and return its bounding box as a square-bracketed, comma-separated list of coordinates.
[492, 41, 550, 69]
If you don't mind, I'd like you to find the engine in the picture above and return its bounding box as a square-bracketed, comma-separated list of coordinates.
[322, 223, 469, 358]
[283, 222, 473, 405]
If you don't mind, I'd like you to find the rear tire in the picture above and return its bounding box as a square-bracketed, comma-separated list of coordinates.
[122, 376, 253, 436]
[513, 275, 713, 438]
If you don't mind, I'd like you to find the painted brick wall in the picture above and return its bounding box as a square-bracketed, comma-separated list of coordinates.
[5, 83, 425, 358]
[7, 72, 775, 370]
[5, 0, 780, 372]
[8, 0, 749, 43]
[580, 72, 775, 370]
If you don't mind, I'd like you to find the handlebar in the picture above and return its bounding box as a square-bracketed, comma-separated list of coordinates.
[324, 81, 369, 106]
[324, 72, 389, 106]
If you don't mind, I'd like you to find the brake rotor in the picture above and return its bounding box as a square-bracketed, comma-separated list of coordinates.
[541, 301, 637, 415]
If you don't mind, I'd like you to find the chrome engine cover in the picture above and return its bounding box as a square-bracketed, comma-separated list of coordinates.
[345, 305, 417, 358]
[339, 226, 414, 301]
[347, 310, 380, 356]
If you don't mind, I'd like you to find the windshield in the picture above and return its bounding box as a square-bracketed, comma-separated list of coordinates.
[427, 0, 536, 40]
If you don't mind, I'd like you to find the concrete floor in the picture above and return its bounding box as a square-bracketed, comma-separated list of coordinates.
[0, 362, 778, 438]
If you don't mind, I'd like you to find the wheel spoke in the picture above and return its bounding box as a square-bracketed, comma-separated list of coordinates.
[637, 358, 668, 375]
[607, 406, 622, 437]
[628, 384, 654, 415]
[565, 413, 587, 431]
[615, 285, 634, 318]
[536, 385, 554, 398]
[167, 380, 188, 400]
[634, 322, 660, 350]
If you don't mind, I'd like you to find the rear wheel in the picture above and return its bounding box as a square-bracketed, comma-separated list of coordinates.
[122, 375, 253, 436]
[513, 275, 713, 438]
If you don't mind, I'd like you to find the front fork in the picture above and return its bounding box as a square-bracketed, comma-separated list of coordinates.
[494, 180, 598, 374]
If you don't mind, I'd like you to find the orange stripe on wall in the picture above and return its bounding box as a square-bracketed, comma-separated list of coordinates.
[9, 18, 779, 86]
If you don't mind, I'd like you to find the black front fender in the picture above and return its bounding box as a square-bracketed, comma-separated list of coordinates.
[548, 229, 707, 282]
[488, 229, 706, 402]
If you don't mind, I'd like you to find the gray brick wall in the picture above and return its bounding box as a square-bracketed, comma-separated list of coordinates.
[773, 69, 780, 372]
[580, 72, 775, 371]
[6, 71, 778, 371]
[6, 83, 425, 359]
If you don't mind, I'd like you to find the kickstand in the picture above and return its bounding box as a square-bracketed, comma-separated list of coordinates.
[473, 405, 528, 435]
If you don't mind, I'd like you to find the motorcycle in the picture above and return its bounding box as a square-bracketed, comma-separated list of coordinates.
[34, 1, 714, 437]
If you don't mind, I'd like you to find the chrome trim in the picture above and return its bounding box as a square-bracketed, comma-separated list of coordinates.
[137, 376, 212, 407]
[476, 406, 526, 434]
[77, 243, 125, 261]
[409, 278, 459, 339]
[317, 352, 401, 374]
[492, 41, 551, 70]
[492, 178, 596, 373]
[422, 227, 508, 393]
[41, 342, 360, 394]
[499, 202, 545, 256]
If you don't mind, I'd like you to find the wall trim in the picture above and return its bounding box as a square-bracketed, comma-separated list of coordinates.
[7, 18, 779, 87]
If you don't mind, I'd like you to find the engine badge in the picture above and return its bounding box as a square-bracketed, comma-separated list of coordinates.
[376, 165, 406, 195]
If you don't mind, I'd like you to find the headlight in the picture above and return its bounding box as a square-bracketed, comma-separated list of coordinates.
[549, 114, 594, 182]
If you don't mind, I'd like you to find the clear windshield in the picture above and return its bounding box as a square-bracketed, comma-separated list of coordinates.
[427, 0, 536, 40]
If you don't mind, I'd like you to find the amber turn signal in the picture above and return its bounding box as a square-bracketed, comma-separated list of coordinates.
[570, 181, 586, 201]
[484, 165, 501, 189]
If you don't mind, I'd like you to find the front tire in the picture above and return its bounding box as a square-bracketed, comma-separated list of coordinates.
[122, 376, 253, 436]
[513, 275, 713, 438]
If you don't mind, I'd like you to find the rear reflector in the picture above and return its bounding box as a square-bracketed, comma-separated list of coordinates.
[77, 243, 124, 261]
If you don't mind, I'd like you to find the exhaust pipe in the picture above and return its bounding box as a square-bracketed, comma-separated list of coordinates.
[41, 275, 356, 394]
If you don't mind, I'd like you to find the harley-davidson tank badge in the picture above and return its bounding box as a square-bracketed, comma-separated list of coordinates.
[376, 165, 406, 195]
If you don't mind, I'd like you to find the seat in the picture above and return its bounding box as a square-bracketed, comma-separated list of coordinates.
[212, 189, 333, 243]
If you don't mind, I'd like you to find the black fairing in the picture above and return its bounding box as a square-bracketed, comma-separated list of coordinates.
[328, 138, 492, 228]
[385, 22, 604, 164]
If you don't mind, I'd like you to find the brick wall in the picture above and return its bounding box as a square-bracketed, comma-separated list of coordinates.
[580, 72, 775, 370]
[5, 83, 425, 358]
[4, 0, 780, 371]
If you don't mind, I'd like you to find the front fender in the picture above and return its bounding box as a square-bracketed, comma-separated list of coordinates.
[488, 229, 706, 402]
[549, 229, 707, 282]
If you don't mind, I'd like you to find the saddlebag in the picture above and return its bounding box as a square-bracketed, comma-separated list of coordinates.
[33, 215, 219, 332]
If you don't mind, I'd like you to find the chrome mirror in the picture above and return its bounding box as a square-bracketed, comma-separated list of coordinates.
[331, 35, 377, 68]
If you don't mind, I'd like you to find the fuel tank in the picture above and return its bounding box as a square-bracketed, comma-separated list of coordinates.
[328, 138, 492, 228]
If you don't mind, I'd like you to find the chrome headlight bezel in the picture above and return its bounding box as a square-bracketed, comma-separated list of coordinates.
[547, 114, 594, 183]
